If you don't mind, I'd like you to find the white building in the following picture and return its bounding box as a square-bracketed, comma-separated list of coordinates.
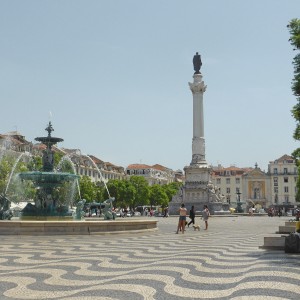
[61, 149, 125, 184]
[126, 163, 175, 185]
[268, 154, 298, 207]
[0, 131, 32, 153]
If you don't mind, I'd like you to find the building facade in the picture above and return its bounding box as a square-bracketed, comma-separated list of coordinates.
[2, 131, 299, 207]
[268, 154, 298, 207]
[61, 149, 126, 184]
[0, 131, 32, 153]
[126, 164, 175, 185]
[211, 165, 252, 205]
[211, 155, 299, 210]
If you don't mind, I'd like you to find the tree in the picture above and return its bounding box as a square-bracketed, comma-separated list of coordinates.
[121, 180, 136, 209]
[289, 19, 300, 139]
[27, 156, 42, 171]
[162, 182, 182, 204]
[79, 176, 96, 202]
[0, 153, 35, 202]
[0, 155, 14, 194]
[105, 179, 126, 206]
[129, 176, 150, 208]
[288, 19, 300, 201]
[94, 183, 106, 203]
[149, 184, 169, 208]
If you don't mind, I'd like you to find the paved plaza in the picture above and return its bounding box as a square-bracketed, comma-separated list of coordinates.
[0, 216, 299, 300]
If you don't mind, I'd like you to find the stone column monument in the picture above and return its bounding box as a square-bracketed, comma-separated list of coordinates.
[169, 52, 229, 215]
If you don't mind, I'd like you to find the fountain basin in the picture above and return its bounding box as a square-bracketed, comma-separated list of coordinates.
[19, 171, 79, 187]
[0, 219, 158, 235]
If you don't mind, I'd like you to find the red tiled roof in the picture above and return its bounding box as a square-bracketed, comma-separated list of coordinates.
[275, 154, 294, 162]
[33, 143, 47, 150]
[127, 164, 152, 169]
[151, 164, 169, 171]
[127, 163, 173, 172]
[88, 155, 104, 164]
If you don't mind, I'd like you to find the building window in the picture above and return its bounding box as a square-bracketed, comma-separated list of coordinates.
[216, 178, 221, 184]
[284, 177, 288, 183]
[274, 168, 278, 174]
[284, 168, 288, 174]
[274, 177, 278, 186]
[284, 186, 289, 193]
[284, 195, 289, 203]
[226, 196, 231, 204]
[274, 187, 278, 193]
[235, 178, 240, 184]
[226, 178, 230, 184]
[226, 188, 230, 194]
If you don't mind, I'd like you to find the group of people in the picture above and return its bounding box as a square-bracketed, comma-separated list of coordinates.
[143, 207, 154, 217]
[176, 204, 210, 234]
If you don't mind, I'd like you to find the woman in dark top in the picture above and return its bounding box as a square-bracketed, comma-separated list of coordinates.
[188, 205, 195, 227]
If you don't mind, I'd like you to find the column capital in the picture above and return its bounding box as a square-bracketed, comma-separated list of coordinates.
[189, 73, 207, 93]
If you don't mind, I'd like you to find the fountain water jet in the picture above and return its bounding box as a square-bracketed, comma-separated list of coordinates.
[84, 155, 111, 198]
[4, 152, 29, 195]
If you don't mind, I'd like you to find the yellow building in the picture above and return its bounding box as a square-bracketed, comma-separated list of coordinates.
[211, 155, 299, 211]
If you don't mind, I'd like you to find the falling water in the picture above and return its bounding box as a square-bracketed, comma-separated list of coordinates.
[0, 136, 12, 162]
[57, 155, 81, 200]
[84, 155, 111, 198]
[4, 152, 25, 195]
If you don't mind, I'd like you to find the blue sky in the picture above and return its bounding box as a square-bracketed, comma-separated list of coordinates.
[0, 0, 299, 172]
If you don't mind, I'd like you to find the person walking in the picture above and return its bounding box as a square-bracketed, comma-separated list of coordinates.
[202, 205, 210, 230]
[188, 205, 195, 227]
[176, 203, 187, 234]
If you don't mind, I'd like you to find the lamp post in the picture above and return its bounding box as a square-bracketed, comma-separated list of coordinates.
[236, 191, 243, 213]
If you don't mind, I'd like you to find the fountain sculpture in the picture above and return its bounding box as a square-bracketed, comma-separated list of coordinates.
[19, 122, 80, 218]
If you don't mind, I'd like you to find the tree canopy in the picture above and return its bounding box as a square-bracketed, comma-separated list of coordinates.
[289, 19, 300, 141]
[288, 18, 300, 202]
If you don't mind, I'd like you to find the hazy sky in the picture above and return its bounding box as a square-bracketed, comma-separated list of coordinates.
[1, 0, 299, 172]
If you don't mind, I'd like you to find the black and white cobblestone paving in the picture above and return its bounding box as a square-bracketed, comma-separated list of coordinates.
[0, 216, 299, 299]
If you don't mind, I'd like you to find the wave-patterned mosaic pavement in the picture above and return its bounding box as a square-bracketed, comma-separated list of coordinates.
[0, 216, 299, 300]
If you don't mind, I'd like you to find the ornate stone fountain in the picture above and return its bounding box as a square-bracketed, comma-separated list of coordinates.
[0, 122, 157, 234]
[19, 122, 79, 219]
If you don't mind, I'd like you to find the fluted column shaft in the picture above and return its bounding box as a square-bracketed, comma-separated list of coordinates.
[188, 73, 207, 165]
